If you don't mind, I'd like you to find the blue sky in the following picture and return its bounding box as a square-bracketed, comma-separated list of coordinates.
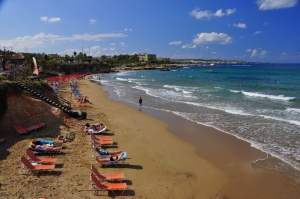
[0, 0, 299, 63]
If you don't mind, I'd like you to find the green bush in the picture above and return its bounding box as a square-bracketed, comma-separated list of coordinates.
[0, 75, 7, 81]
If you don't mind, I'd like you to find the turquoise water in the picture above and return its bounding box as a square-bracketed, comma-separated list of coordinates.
[94, 63, 300, 182]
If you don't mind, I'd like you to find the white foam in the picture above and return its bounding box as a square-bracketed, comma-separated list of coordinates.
[287, 108, 300, 114]
[229, 89, 240, 93]
[260, 115, 300, 126]
[183, 90, 192, 94]
[116, 77, 128, 81]
[241, 91, 294, 101]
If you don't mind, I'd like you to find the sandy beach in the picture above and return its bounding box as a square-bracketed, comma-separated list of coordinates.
[0, 76, 299, 199]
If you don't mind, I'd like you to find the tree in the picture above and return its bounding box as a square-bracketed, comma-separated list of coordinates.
[24, 53, 34, 73]
[73, 51, 77, 58]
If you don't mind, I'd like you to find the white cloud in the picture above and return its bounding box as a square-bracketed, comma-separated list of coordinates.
[250, 49, 268, 58]
[120, 42, 126, 46]
[90, 19, 97, 25]
[226, 8, 237, 15]
[256, 0, 297, 10]
[189, 8, 236, 20]
[110, 47, 115, 51]
[40, 16, 48, 21]
[0, 32, 128, 52]
[211, 52, 217, 54]
[169, 41, 182, 45]
[193, 32, 233, 45]
[260, 50, 268, 57]
[40, 16, 61, 22]
[124, 28, 132, 31]
[90, 46, 101, 51]
[214, 9, 226, 17]
[72, 33, 127, 41]
[280, 52, 289, 59]
[102, 48, 108, 51]
[60, 48, 81, 56]
[171, 54, 199, 59]
[48, 17, 61, 22]
[110, 43, 116, 45]
[246, 49, 252, 52]
[233, 23, 247, 28]
[182, 44, 197, 49]
[254, 31, 263, 35]
[251, 49, 258, 57]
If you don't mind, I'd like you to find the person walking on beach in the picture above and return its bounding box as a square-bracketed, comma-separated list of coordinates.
[139, 97, 142, 110]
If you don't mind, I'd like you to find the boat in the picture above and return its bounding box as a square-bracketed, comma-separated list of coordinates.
[210, 62, 215, 66]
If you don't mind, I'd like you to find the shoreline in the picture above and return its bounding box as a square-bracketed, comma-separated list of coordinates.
[0, 76, 298, 198]
[98, 78, 300, 197]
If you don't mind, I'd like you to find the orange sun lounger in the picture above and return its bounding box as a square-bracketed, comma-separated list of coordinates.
[20, 156, 55, 175]
[76, 102, 91, 107]
[89, 173, 127, 195]
[26, 148, 57, 164]
[91, 165, 125, 182]
[90, 134, 115, 147]
[89, 133, 113, 145]
[95, 152, 127, 167]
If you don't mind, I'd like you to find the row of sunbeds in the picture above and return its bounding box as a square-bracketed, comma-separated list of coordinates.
[87, 124, 129, 194]
[69, 82, 91, 107]
[18, 128, 128, 195]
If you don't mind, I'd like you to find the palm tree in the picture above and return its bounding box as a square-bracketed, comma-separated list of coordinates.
[25, 54, 34, 73]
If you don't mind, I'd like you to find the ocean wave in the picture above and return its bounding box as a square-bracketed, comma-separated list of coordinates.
[229, 89, 241, 93]
[241, 91, 294, 101]
[287, 108, 300, 114]
[260, 115, 300, 126]
[116, 77, 129, 81]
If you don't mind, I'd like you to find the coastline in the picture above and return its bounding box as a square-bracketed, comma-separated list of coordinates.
[0, 76, 298, 198]
[98, 77, 300, 198]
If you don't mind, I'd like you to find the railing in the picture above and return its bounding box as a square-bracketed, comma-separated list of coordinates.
[12, 70, 71, 109]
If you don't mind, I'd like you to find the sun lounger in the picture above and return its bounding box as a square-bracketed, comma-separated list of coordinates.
[91, 144, 122, 158]
[95, 152, 127, 167]
[91, 165, 125, 182]
[20, 156, 55, 175]
[90, 133, 112, 141]
[25, 123, 46, 133]
[26, 148, 57, 164]
[89, 173, 127, 195]
[88, 126, 107, 134]
[28, 145, 62, 153]
[76, 102, 91, 107]
[89, 133, 112, 145]
[90, 135, 115, 147]
[14, 125, 27, 135]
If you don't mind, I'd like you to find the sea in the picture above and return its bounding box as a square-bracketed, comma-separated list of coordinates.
[91, 63, 300, 184]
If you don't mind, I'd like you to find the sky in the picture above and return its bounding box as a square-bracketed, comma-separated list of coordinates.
[0, 0, 299, 63]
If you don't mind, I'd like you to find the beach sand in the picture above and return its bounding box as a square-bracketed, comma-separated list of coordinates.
[0, 77, 298, 198]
